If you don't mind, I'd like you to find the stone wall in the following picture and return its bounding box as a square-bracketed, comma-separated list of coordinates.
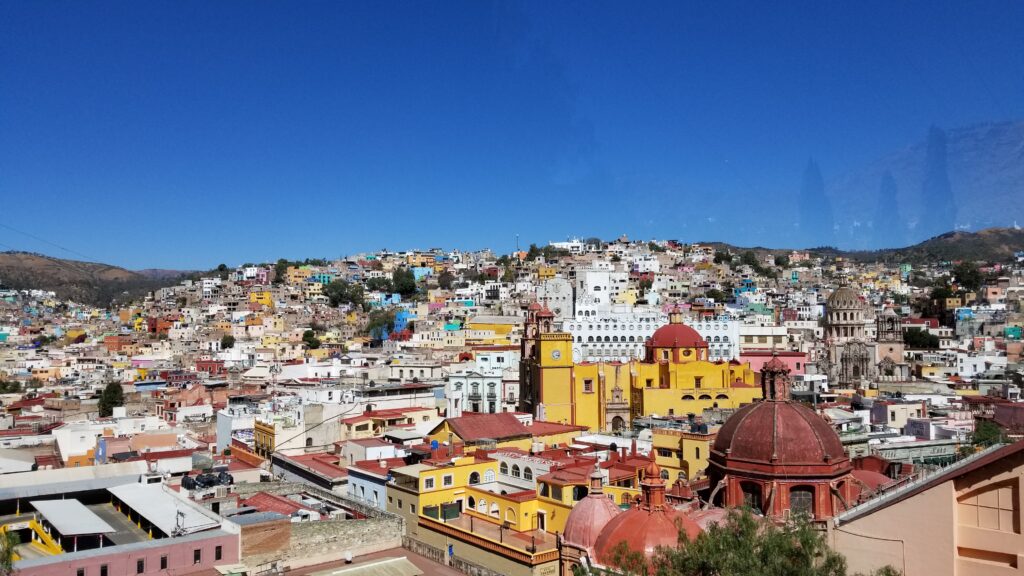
[233, 481, 404, 570]
[403, 537, 508, 576]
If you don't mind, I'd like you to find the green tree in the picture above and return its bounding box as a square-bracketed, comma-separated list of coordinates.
[392, 269, 417, 297]
[705, 289, 729, 302]
[651, 509, 851, 576]
[98, 381, 125, 417]
[952, 262, 983, 292]
[639, 278, 653, 292]
[0, 530, 19, 576]
[713, 251, 732, 264]
[302, 329, 321, 349]
[273, 259, 289, 284]
[437, 270, 455, 290]
[648, 242, 666, 253]
[973, 419, 1003, 447]
[502, 266, 515, 283]
[221, 334, 235, 349]
[526, 244, 541, 261]
[365, 277, 394, 293]
[903, 328, 939, 349]
[325, 280, 364, 308]
[774, 254, 790, 267]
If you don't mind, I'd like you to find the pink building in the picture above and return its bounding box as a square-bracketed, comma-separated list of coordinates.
[741, 350, 807, 375]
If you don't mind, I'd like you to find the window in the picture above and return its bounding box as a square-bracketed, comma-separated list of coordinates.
[484, 469, 495, 482]
[194, 549, 202, 564]
[469, 471, 480, 485]
[424, 477, 435, 490]
[790, 486, 815, 517]
[215, 546, 223, 561]
[583, 379, 593, 393]
[137, 559, 145, 574]
[442, 474, 454, 487]
[500, 462, 509, 475]
[160, 556, 167, 570]
[695, 376, 703, 389]
[645, 378, 653, 388]
[695, 447, 700, 459]
[524, 467, 533, 481]
[410, 504, 416, 514]
[101, 566, 108, 576]
[388, 495, 394, 504]
[512, 464, 521, 478]
[78, 570, 85, 576]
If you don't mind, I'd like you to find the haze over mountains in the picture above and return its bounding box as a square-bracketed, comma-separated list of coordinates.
[819, 120, 1024, 250]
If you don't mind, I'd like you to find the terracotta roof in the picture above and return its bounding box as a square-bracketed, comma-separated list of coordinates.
[446, 412, 530, 442]
[524, 421, 587, 437]
[241, 492, 314, 516]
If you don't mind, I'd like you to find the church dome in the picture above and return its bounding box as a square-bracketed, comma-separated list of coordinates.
[562, 465, 622, 553]
[649, 323, 707, 349]
[710, 400, 849, 470]
[592, 453, 702, 567]
[826, 286, 862, 310]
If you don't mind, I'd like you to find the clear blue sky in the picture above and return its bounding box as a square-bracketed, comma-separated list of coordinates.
[2, 1, 1023, 269]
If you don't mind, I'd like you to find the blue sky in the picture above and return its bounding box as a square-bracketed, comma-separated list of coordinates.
[2, 1, 1023, 269]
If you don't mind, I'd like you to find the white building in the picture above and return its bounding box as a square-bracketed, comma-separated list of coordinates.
[685, 316, 740, 361]
[562, 304, 667, 362]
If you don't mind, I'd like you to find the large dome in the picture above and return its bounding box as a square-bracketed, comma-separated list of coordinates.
[562, 467, 622, 553]
[649, 323, 707, 349]
[826, 286, 862, 310]
[711, 400, 849, 471]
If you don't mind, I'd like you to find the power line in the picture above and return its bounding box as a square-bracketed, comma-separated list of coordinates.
[0, 222, 96, 261]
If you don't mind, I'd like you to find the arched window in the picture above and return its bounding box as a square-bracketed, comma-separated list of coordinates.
[512, 464, 521, 478]
[500, 462, 509, 475]
[682, 394, 695, 400]
[722, 335, 729, 342]
[588, 336, 594, 343]
[490, 503, 500, 517]
[699, 394, 712, 400]
[790, 486, 815, 518]
[713, 336, 720, 343]
[612, 336, 619, 343]
[628, 336, 635, 342]
[741, 482, 762, 513]
[469, 472, 480, 485]
[467, 496, 476, 509]
[523, 467, 533, 481]
[484, 469, 495, 482]
[505, 508, 516, 524]
[604, 336, 611, 342]
[715, 394, 729, 400]
[478, 498, 487, 513]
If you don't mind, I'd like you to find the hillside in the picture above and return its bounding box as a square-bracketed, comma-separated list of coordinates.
[826, 121, 1024, 249]
[0, 252, 185, 306]
[699, 227, 1024, 265]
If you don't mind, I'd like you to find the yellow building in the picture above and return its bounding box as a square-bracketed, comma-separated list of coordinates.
[248, 290, 274, 309]
[651, 425, 716, 482]
[520, 307, 762, 432]
[426, 413, 587, 453]
[285, 266, 314, 285]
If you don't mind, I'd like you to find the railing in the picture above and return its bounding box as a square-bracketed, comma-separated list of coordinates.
[835, 443, 1006, 525]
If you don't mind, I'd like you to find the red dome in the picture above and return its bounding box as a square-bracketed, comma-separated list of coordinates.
[562, 492, 622, 553]
[593, 507, 701, 565]
[711, 401, 849, 470]
[649, 323, 707, 348]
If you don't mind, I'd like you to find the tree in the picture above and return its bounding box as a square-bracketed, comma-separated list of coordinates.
[437, 270, 455, 290]
[952, 262, 983, 293]
[526, 244, 541, 261]
[705, 289, 729, 302]
[325, 280, 364, 308]
[98, 381, 125, 417]
[365, 309, 398, 340]
[392, 269, 417, 297]
[774, 254, 790, 267]
[713, 251, 732, 264]
[650, 509, 861, 576]
[973, 419, 1003, 447]
[648, 242, 666, 253]
[365, 277, 394, 293]
[273, 259, 289, 284]
[0, 530, 19, 576]
[903, 328, 939, 349]
[221, 334, 235, 349]
[302, 329, 321, 350]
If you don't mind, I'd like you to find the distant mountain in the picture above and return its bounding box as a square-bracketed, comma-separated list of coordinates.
[827, 121, 1024, 249]
[0, 252, 185, 306]
[699, 227, 1024, 265]
[135, 268, 194, 280]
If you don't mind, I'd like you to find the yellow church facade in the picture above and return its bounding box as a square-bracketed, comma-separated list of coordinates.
[519, 306, 762, 431]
